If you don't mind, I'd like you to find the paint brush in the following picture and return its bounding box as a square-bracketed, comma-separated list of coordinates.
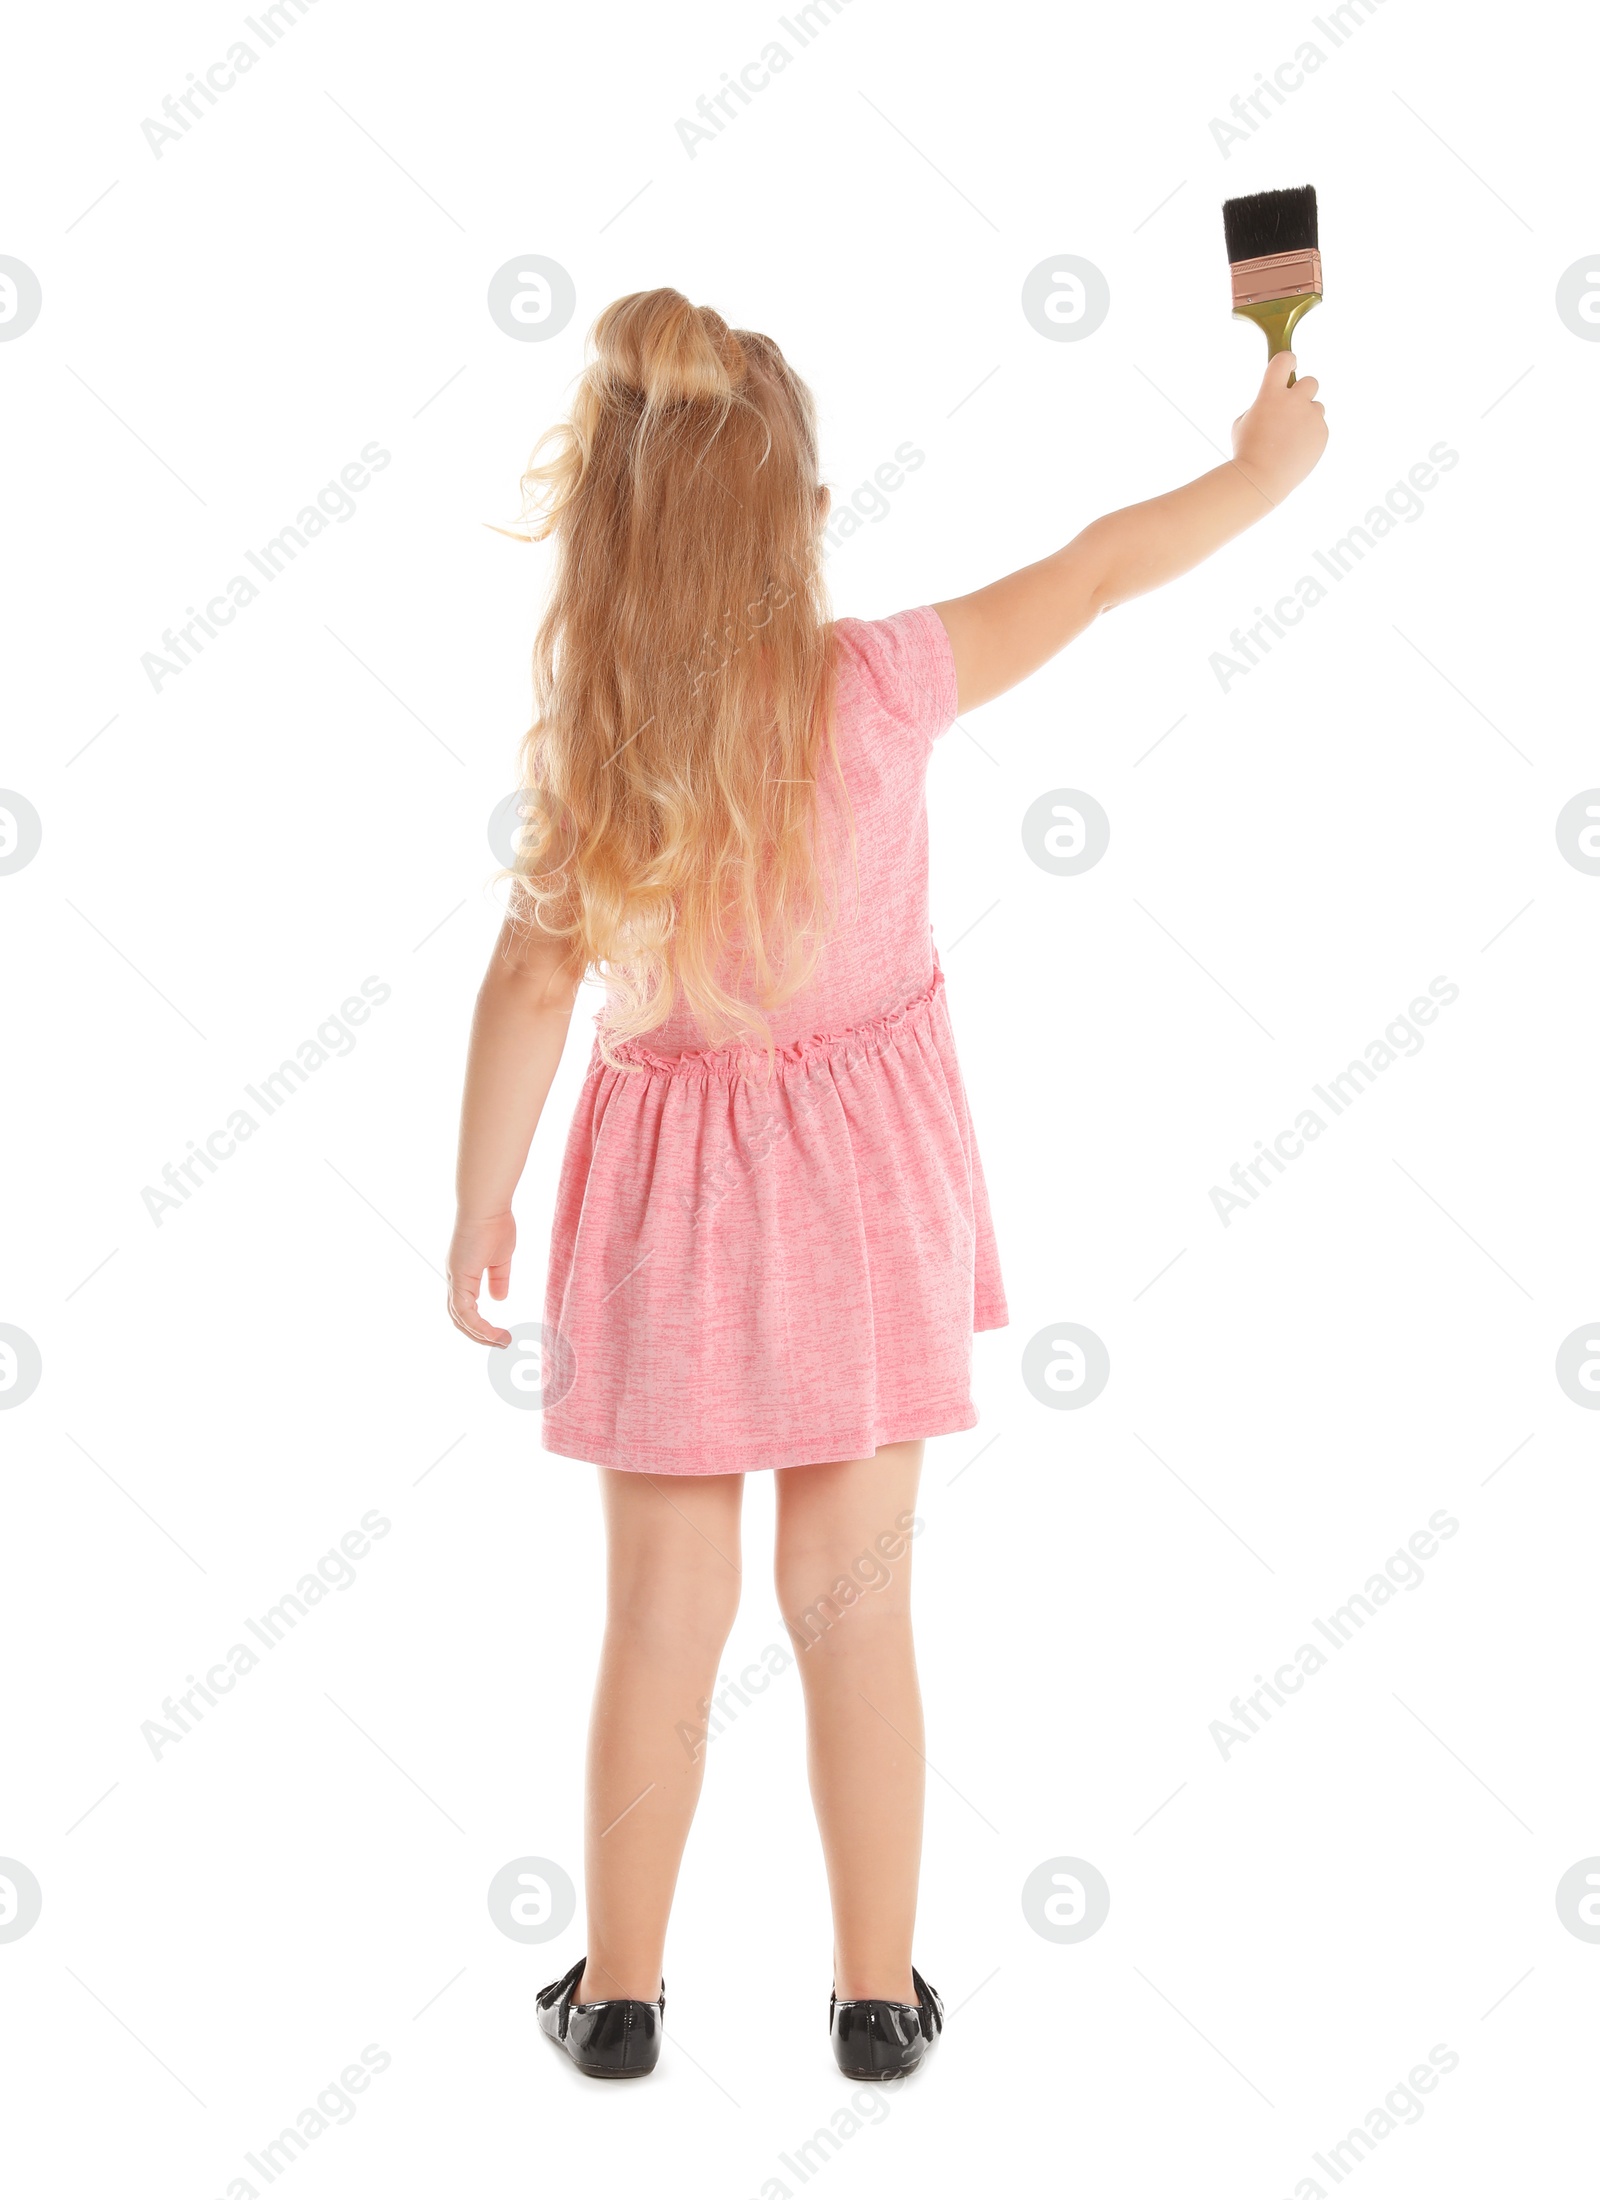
[1222, 185, 1321, 379]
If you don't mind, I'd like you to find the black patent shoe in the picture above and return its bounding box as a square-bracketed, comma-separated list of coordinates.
[537, 1956, 664, 2079]
[829, 1966, 943, 2080]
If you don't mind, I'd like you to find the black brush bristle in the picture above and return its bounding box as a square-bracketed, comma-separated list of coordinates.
[1222, 184, 1318, 263]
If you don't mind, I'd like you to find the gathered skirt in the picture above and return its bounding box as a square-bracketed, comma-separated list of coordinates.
[540, 962, 1008, 1474]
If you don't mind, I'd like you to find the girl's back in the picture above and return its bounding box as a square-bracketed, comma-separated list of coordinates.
[545, 602, 1007, 1476]
[638, 607, 961, 1062]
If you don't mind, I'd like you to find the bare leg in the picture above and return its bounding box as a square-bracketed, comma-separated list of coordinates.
[579, 1469, 744, 2005]
[773, 1440, 925, 2003]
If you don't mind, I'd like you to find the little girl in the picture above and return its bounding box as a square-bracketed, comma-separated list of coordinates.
[448, 290, 1325, 2080]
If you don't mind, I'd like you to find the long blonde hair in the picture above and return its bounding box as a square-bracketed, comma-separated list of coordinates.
[505, 288, 847, 1069]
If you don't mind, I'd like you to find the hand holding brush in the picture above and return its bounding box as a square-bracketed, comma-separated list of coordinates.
[1231, 349, 1327, 508]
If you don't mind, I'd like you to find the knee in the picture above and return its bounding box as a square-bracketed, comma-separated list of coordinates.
[775, 1547, 910, 1656]
[609, 1556, 742, 1660]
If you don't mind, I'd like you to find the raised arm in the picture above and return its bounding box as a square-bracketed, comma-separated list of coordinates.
[933, 351, 1327, 713]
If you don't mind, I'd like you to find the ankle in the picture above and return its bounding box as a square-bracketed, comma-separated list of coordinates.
[834, 1965, 916, 2003]
[577, 1958, 662, 2007]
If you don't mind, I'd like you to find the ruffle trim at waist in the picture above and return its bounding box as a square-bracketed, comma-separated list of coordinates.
[589, 963, 946, 1085]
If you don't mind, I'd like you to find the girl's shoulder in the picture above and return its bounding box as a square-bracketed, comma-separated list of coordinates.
[831, 606, 958, 745]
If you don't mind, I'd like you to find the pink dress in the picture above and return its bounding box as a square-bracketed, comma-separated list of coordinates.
[541, 605, 1008, 1474]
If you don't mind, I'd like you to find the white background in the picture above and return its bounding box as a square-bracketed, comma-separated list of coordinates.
[3, 0, 1598, 2192]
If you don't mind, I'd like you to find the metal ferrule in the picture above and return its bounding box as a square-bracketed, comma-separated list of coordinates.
[1229, 248, 1323, 305]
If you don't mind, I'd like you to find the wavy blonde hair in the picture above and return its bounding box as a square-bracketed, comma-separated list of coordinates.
[504, 288, 847, 1071]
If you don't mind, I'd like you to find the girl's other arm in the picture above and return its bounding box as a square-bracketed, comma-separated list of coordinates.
[934, 351, 1327, 713]
[447, 897, 583, 1346]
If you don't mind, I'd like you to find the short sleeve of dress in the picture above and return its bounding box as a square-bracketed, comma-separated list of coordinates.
[833, 605, 960, 750]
